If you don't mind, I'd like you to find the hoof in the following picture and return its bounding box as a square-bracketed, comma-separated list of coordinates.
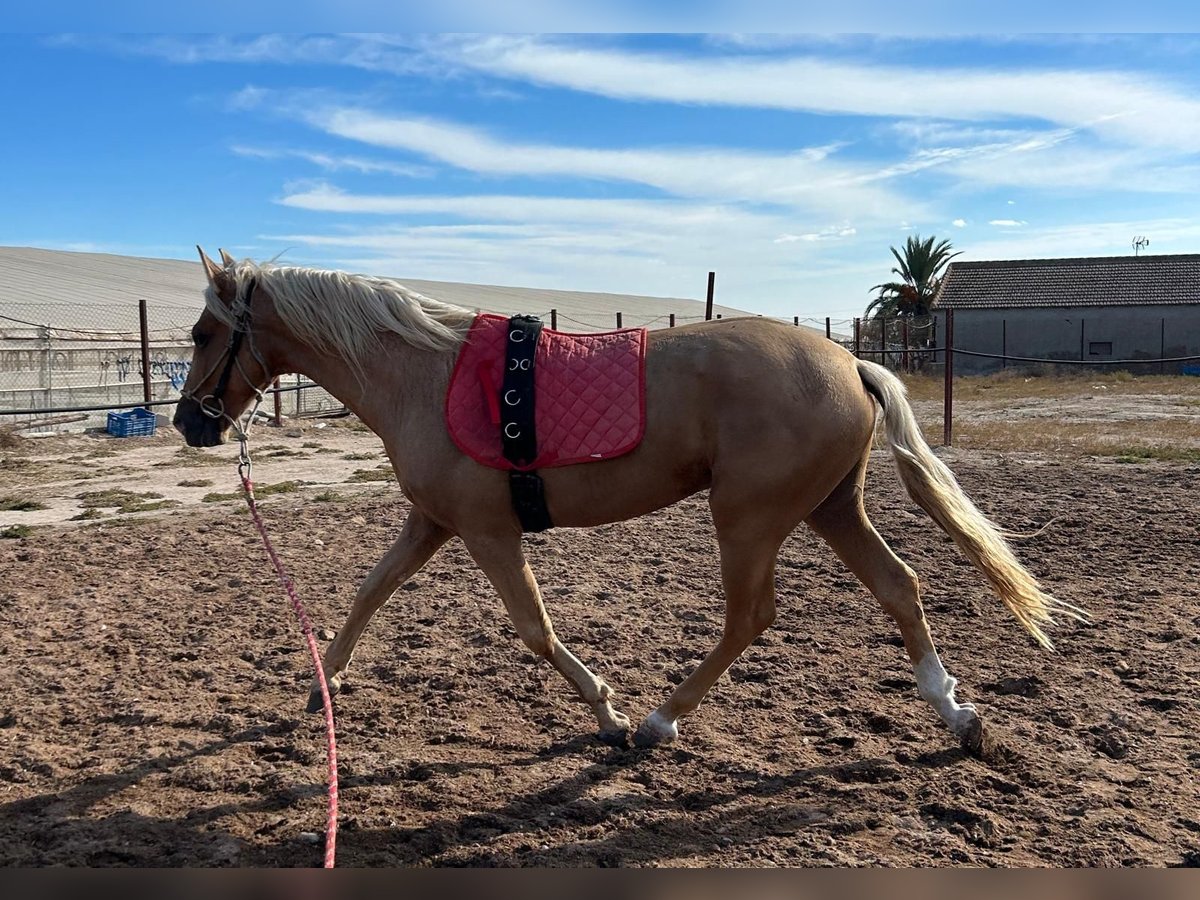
[306, 675, 340, 714]
[959, 716, 1006, 763]
[597, 726, 629, 749]
[633, 711, 678, 748]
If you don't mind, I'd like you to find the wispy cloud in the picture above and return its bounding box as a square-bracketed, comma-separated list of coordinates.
[439, 36, 1200, 151]
[270, 182, 890, 311]
[231, 145, 432, 177]
[774, 225, 857, 243]
[988, 219, 1027, 227]
[962, 217, 1200, 262]
[952, 218, 967, 227]
[290, 105, 919, 221]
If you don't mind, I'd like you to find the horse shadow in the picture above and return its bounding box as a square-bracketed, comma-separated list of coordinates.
[340, 734, 976, 867]
[0, 719, 973, 867]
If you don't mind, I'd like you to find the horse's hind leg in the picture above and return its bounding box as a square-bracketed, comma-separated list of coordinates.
[307, 507, 451, 712]
[464, 532, 632, 746]
[807, 463, 983, 745]
[634, 526, 782, 747]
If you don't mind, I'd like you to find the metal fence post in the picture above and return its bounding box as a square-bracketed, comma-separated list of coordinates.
[669, 313, 675, 328]
[616, 312, 622, 329]
[705, 272, 715, 320]
[825, 317, 831, 340]
[273, 377, 282, 426]
[138, 298, 153, 406]
[550, 308, 557, 330]
[944, 309, 955, 447]
[853, 318, 861, 358]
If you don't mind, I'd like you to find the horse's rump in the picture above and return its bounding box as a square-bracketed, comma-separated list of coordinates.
[445, 314, 646, 470]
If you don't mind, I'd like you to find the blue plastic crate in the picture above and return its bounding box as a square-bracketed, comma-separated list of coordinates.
[107, 407, 157, 437]
[1182, 364, 1200, 377]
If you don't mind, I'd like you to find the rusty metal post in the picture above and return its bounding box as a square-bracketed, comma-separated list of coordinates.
[616, 311, 622, 329]
[902, 318, 910, 373]
[944, 309, 955, 447]
[138, 298, 153, 406]
[825, 317, 831, 340]
[853, 317, 861, 358]
[794, 316, 799, 326]
[272, 377, 282, 426]
[705, 271, 715, 320]
[551, 308, 557, 330]
[669, 313, 675, 328]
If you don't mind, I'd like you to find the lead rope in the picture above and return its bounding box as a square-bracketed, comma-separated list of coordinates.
[234, 411, 339, 868]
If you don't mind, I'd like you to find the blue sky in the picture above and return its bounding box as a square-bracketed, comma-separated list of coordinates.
[3, 33, 1200, 318]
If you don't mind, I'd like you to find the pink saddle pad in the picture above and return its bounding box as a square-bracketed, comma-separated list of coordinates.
[445, 314, 646, 470]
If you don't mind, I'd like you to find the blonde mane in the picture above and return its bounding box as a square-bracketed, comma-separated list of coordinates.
[205, 260, 475, 372]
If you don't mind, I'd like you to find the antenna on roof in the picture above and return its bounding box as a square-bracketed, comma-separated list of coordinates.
[1132, 236, 1150, 256]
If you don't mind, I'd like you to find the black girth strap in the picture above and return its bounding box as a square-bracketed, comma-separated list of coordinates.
[501, 315, 554, 532]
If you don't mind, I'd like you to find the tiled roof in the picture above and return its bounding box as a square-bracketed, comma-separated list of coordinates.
[936, 253, 1200, 309]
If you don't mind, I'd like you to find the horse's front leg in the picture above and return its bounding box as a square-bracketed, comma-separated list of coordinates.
[307, 507, 451, 712]
[464, 532, 632, 747]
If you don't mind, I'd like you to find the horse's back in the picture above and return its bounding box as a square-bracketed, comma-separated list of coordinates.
[538, 318, 875, 527]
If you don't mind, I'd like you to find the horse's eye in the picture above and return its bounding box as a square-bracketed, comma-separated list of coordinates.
[192, 331, 210, 348]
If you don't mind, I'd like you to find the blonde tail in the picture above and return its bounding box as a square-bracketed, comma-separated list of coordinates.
[856, 359, 1087, 649]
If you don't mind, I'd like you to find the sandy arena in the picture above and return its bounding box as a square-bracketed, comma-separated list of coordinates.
[1, 408, 1198, 867]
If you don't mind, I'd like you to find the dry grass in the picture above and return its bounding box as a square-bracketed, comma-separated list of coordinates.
[901, 371, 1200, 402]
[76, 489, 180, 515]
[876, 372, 1200, 462]
[0, 497, 48, 512]
[916, 419, 1200, 462]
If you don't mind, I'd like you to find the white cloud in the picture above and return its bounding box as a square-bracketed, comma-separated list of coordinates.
[294, 105, 919, 220]
[952, 218, 967, 227]
[775, 225, 857, 243]
[988, 219, 1027, 226]
[268, 183, 898, 316]
[442, 36, 1200, 151]
[960, 217, 1200, 262]
[231, 145, 432, 178]
[279, 183, 752, 228]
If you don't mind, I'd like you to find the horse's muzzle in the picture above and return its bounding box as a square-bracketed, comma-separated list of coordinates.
[173, 397, 228, 447]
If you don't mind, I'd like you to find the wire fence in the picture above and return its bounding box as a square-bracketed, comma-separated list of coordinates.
[0, 302, 338, 433]
[4, 302, 1196, 442]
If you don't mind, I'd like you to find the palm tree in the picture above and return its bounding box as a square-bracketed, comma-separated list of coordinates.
[866, 234, 961, 319]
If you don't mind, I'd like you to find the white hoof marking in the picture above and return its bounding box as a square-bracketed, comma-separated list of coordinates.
[914, 652, 980, 736]
[642, 710, 678, 743]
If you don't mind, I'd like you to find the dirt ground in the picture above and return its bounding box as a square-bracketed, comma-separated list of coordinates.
[1, 407, 1199, 867]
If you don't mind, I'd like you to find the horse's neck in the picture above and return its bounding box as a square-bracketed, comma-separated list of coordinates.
[281, 331, 454, 439]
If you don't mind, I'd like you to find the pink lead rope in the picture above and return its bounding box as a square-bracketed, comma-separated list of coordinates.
[240, 463, 339, 868]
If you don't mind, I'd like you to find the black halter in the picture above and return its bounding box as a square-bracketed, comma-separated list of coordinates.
[197, 277, 259, 420]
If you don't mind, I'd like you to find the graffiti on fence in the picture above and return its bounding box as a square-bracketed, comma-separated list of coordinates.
[100, 352, 191, 388]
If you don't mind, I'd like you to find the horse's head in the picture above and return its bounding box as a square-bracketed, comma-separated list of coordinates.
[174, 247, 278, 446]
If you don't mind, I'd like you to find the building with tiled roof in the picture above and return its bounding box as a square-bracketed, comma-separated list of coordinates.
[932, 254, 1200, 373]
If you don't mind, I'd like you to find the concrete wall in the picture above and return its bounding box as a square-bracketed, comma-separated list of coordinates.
[932, 306, 1200, 374]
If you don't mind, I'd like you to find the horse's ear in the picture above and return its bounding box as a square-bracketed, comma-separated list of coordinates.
[197, 245, 235, 304]
[218, 248, 235, 267]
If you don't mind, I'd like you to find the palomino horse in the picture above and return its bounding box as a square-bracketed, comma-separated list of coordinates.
[174, 249, 1082, 753]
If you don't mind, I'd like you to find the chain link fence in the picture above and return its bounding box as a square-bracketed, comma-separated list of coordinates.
[4, 303, 946, 436]
[0, 302, 338, 433]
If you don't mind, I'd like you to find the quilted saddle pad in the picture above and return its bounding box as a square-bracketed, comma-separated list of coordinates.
[445, 314, 647, 470]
